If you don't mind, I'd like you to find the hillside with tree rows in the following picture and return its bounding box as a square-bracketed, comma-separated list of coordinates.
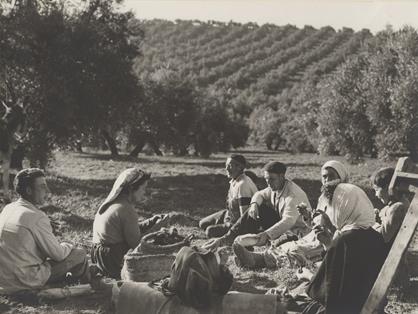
[132, 20, 418, 163]
[134, 20, 370, 99]
[131, 19, 373, 148]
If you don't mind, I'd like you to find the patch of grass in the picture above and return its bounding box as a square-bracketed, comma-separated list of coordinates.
[2, 149, 413, 313]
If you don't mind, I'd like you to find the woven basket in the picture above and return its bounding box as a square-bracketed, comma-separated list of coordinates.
[121, 252, 175, 282]
[140, 230, 190, 255]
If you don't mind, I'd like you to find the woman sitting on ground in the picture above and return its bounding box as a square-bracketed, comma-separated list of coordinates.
[299, 186, 386, 314]
[371, 167, 410, 253]
[91, 168, 165, 279]
[233, 160, 369, 269]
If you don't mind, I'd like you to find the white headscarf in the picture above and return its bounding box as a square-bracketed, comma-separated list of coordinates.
[328, 183, 375, 236]
[321, 160, 349, 183]
[98, 168, 150, 214]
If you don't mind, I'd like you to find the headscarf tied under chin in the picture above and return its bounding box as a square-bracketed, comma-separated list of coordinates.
[98, 168, 150, 214]
[320, 160, 349, 202]
[321, 160, 349, 183]
[329, 183, 375, 237]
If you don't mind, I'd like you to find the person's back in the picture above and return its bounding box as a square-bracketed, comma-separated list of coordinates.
[0, 168, 92, 294]
[306, 227, 385, 314]
[0, 199, 52, 293]
[92, 201, 141, 248]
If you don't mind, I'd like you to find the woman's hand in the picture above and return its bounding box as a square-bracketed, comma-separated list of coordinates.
[296, 267, 314, 281]
[313, 225, 333, 249]
[316, 210, 336, 234]
[297, 203, 311, 223]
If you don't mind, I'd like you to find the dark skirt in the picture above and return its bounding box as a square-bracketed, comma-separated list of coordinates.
[91, 242, 130, 279]
[303, 228, 386, 314]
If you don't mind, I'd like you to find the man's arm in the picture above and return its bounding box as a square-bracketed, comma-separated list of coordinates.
[237, 183, 257, 216]
[248, 189, 270, 219]
[33, 216, 72, 262]
[264, 194, 300, 240]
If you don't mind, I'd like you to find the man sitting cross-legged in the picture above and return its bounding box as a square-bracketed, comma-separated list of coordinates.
[199, 154, 258, 238]
[0, 168, 96, 294]
[203, 161, 311, 253]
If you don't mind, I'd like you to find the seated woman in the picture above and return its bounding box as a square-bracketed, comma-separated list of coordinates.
[371, 167, 410, 253]
[300, 195, 386, 314]
[233, 160, 368, 269]
[91, 168, 165, 279]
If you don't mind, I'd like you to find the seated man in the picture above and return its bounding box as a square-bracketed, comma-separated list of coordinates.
[199, 154, 258, 238]
[233, 160, 352, 269]
[203, 161, 311, 251]
[0, 168, 92, 294]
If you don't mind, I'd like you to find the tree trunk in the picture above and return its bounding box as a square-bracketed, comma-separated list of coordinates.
[101, 130, 119, 156]
[149, 139, 163, 156]
[129, 141, 145, 157]
[10, 145, 24, 170]
[265, 138, 272, 150]
[75, 140, 83, 153]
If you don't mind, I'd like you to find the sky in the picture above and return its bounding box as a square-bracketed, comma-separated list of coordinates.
[122, 0, 418, 33]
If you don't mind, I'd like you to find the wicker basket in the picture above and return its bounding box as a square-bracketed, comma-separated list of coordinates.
[139, 229, 191, 255]
[121, 252, 175, 282]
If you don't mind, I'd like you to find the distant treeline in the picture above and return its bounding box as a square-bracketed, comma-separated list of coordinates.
[133, 19, 418, 162]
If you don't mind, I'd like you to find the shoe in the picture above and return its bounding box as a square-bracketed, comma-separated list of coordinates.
[234, 256, 242, 267]
[89, 265, 110, 291]
[232, 243, 265, 269]
[206, 224, 229, 238]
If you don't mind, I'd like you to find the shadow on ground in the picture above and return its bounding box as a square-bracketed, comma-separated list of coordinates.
[232, 272, 279, 294]
[47, 173, 229, 218]
[74, 152, 321, 169]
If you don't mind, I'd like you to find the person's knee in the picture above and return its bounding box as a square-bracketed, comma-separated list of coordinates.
[206, 225, 228, 238]
[69, 247, 87, 265]
[199, 219, 209, 230]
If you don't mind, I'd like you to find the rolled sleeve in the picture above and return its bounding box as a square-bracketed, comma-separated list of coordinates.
[33, 216, 72, 262]
[237, 183, 255, 215]
[251, 189, 270, 206]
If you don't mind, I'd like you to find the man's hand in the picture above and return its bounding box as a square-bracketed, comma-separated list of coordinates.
[255, 232, 269, 246]
[248, 203, 259, 220]
[50, 218, 63, 236]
